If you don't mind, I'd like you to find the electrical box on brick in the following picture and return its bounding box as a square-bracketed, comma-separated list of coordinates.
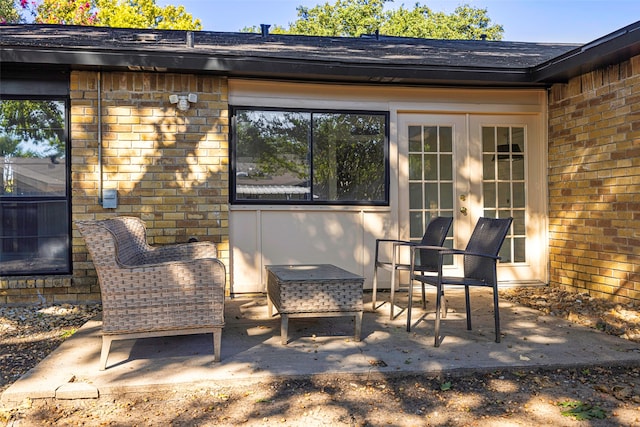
[102, 189, 117, 209]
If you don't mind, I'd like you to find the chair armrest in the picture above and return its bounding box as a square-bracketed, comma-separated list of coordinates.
[391, 241, 418, 248]
[375, 238, 411, 262]
[122, 256, 225, 278]
[409, 244, 452, 253]
[141, 241, 218, 264]
[376, 238, 411, 244]
[458, 250, 501, 260]
[375, 238, 410, 251]
[409, 245, 500, 259]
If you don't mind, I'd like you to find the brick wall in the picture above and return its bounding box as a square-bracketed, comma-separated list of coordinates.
[548, 55, 640, 304]
[1, 70, 229, 305]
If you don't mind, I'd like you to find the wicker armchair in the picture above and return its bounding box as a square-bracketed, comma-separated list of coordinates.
[76, 216, 225, 370]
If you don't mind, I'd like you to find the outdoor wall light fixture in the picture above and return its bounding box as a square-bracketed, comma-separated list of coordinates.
[169, 93, 198, 111]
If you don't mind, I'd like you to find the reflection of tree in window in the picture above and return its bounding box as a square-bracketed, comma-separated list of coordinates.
[0, 100, 66, 196]
[234, 109, 387, 203]
[313, 113, 385, 201]
[235, 110, 310, 200]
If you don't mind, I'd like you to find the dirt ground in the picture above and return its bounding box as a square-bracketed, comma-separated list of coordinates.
[2, 287, 640, 426]
[5, 366, 640, 426]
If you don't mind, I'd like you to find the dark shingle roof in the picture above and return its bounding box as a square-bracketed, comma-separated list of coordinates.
[1, 23, 639, 86]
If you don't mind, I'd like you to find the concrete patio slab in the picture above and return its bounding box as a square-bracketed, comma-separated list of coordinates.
[3, 289, 640, 406]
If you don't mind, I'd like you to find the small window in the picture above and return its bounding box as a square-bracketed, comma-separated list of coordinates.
[232, 108, 389, 205]
[0, 98, 70, 275]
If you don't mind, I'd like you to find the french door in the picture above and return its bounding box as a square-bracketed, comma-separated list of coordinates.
[398, 113, 547, 283]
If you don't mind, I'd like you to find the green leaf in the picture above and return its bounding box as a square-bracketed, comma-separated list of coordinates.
[59, 328, 77, 339]
[440, 381, 452, 391]
[558, 401, 607, 420]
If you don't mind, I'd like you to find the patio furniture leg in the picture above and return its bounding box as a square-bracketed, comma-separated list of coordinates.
[441, 290, 447, 318]
[465, 286, 472, 330]
[99, 336, 113, 371]
[267, 295, 273, 317]
[213, 328, 222, 362]
[434, 284, 443, 347]
[406, 281, 413, 332]
[354, 311, 362, 341]
[389, 260, 397, 320]
[493, 287, 501, 343]
[372, 265, 378, 311]
[281, 314, 289, 345]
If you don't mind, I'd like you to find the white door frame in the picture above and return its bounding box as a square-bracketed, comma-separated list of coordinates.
[397, 112, 548, 283]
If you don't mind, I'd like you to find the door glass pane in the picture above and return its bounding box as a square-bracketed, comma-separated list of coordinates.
[424, 127, 437, 152]
[440, 127, 452, 152]
[408, 126, 422, 152]
[483, 154, 494, 180]
[499, 239, 512, 263]
[408, 125, 454, 259]
[514, 237, 526, 262]
[424, 154, 438, 180]
[440, 183, 453, 210]
[483, 183, 496, 208]
[513, 182, 525, 208]
[513, 157, 525, 180]
[513, 210, 525, 234]
[409, 154, 422, 180]
[497, 127, 509, 147]
[482, 127, 494, 151]
[424, 183, 438, 210]
[498, 159, 510, 180]
[498, 182, 511, 208]
[409, 183, 422, 209]
[410, 211, 423, 240]
[441, 154, 453, 180]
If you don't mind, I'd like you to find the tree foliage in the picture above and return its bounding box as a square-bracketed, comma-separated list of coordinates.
[95, 0, 201, 30]
[0, 0, 22, 23]
[6, 0, 201, 29]
[0, 100, 66, 194]
[381, 3, 503, 39]
[0, 99, 64, 144]
[244, 0, 503, 40]
[35, 0, 97, 25]
[289, 0, 387, 37]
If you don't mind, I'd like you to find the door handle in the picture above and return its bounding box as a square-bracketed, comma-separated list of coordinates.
[460, 206, 468, 216]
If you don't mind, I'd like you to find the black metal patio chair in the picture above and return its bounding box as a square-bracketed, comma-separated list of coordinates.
[408, 216, 512, 346]
[372, 216, 453, 323]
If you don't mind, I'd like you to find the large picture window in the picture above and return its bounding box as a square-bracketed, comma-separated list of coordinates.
[0, 98, 70, 275]
[232, 108, 389, 205]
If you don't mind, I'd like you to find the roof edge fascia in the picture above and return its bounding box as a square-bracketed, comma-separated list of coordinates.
[1, 47, 538, 86]
[531, 20, 640, 82]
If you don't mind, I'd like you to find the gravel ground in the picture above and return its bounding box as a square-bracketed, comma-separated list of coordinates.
[500, 287, 640, 342]
[1, 287, 640, 426]
[0, 304, 102, 394]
